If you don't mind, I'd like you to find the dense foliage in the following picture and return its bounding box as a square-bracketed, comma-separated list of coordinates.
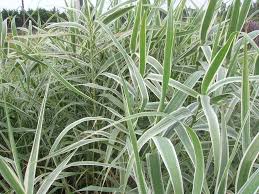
[0, 8, 67, 27]
[0, 0, 258, 193]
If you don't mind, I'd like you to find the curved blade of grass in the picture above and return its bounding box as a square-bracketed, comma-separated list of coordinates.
[227, 0, 240, 39]
[65, 160, 124, 170]
[98, 0, 134, 18]
[169, 124, 195, 164]
[102, 5, 134, 25]
[36, 151, 75, 194]
[235, 133, 259, 192]
[78, 186, 122, 192]
[226, 0, 240, 59]
[208, 75, 259, 94]
[122, 78, 147, 194]
[215, 111, 229, 193]
[0, 159, 25, 194]
[235, 31, 259, 51]
[200, 0, 217, 43]
[165, 71, 203, 113]
[46, 22, 89, 33]
[130, 0, 142, 53]
[50, 112, 166, 157]
[200, 95, 221, 174]
[241, 39, 250, 152]
[186, 127, 204, 194]
[153, 137, 184, 194]
[139, 11, 147, 76]
[236, 0, 252, 32]
[24, 83, 49, 194]
[146, 55, 163, 74]
[146, 152, 165, 194]
[138, 107, 192, 149]
[43, 138, 108, 160]
[237, 168, 259, 194]
[50, 117, 112, 153]
[4, 100, 23, 182]
[215, 108, 252, 193]
[147, 73, 199, 98]
[158, 3, 175, 112]
[201, 33, 236, 94]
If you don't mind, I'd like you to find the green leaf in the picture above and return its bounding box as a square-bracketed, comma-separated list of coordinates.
[138, 108, 192, 149]
[165, 71, 204, 112]
[0, 159, 25, 194]
[122, 78, 147, 194]
[146, 152, 165, 194]
[123, 108, 191, 193]
[241, 39, 250, 152]
[24, 83, 49, 194]
[4, 100, 23, 182]
[236, 0, 252, 32]
[139, 11, 147, 76]
[147, 73, 200, 98]
[200, 95, 221, 174]
[201, 33, 236, 94]
[158, 3, 175, 112]
[235, 133, 259, 192]
[36, 151, 75, 194]
[186, 127, 204, 194]
[227, 0, 240, 39]
[102, 6, 134, 24]
[78, 186, 122, 192]
[130, 0, 142, 53]
[153, 137, 184, 194]
[237, 169, 259, 194]
[200, 0, 217, 43]
[50, 117, 112, 153]
[215, 112, 229, 193]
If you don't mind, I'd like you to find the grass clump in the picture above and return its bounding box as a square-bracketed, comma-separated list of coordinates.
[0, 0, 258, 193]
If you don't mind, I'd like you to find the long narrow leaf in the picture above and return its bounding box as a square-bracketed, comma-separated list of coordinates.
[187, 127, 204, 194]
[200, 95, 221, 174]
[24, 83, 49, 194]
[235, 133, 259, 192]
[241, 39, 251, 152]
[36, 151, 75, 194]
[200, 0, 217, 43]
[237, 169, 259, 194]
[130, 0, 142, 53]
[4, 100, 23, 182]
[201, 33, 236, 94]
[153, 137, 184, 194]
[158, 3, 175, 112]
[139, 11, 147, 76]
[0, 159, 25, 194]
[146, 152, 165, 194]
